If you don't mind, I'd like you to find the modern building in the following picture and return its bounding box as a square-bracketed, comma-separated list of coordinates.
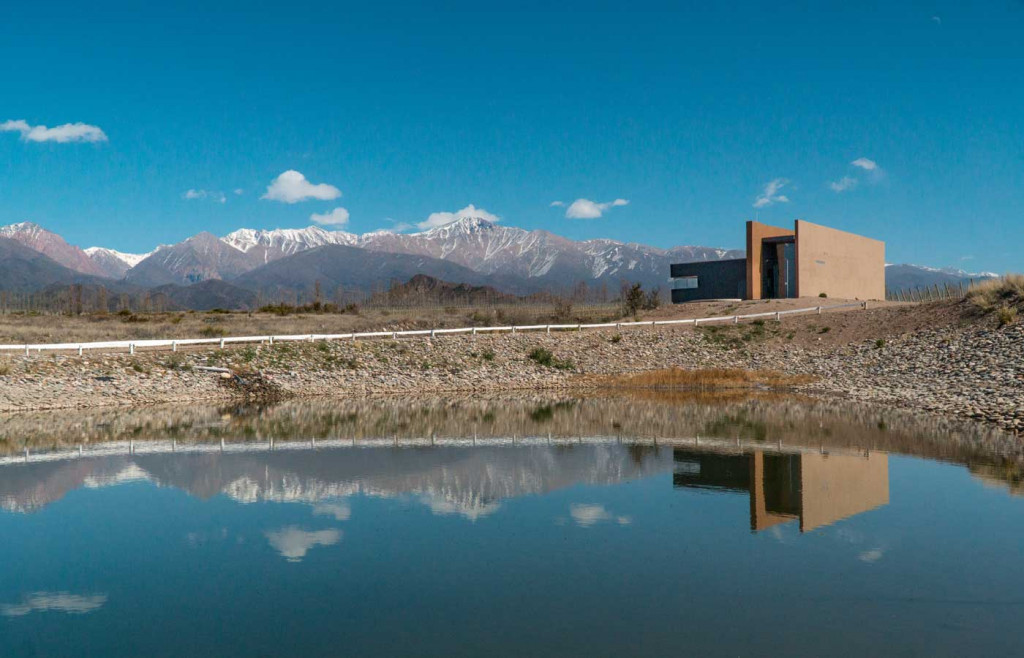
[670, 219, 885, 303]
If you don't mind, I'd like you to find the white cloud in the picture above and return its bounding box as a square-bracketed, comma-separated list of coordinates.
[233, 188, 244, 196]
[931, 15, 941, 25]
[1, 119, 108, 143]
[312, 502, 351, 521]
[569, 503, 632, 527]
[309, 207, 350, 226]
[1, 592, 108, 617]
[829, 176, 858, 193]
[261, 170, 341, 203]
[182, 189, 226, 203]
[851, 157, 878, 171]
[550, 200, 566, 207]
[564, 198, 629, 219]
[753, 178, 790, 208]
[417, 203, 499, 230]
[264, 526, 341, 562]
[858, 548, 885, 563]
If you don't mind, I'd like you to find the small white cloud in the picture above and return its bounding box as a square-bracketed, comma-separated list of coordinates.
[564, 198, 629, 219]
[1, 119, 108, 143]
[851, 157, 878, 171]
[264, 526, 341, 562]
[417, 203, 499, 230]
[829, 176, 858, 193]
[569, 503, 632, 527]
[233, 188, 244, 195]
[182, 189, 226, 203]
[931, 15, 941, 25]
[550, 200, 566, 207]
[858, 548, 884, 563]
[753, 178, 790, 208]
[261, 170, 342, 204]
[312, 502, 351, 521]
[309, 207, 350, 226]
[1, 592, 108, 617]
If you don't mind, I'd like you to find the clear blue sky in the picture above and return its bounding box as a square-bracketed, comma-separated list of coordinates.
[1, 0, 1022, 271]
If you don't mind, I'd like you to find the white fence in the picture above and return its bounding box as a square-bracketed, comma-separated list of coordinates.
[0, 302, 866, 356]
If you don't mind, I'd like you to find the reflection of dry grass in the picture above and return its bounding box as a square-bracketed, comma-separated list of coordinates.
[600, 368, 816, 391]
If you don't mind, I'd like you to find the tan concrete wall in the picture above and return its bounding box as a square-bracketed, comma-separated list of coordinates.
[799, 452, 889, 532]
[795, 220, 885, 300]
[745, 221, 795, 300]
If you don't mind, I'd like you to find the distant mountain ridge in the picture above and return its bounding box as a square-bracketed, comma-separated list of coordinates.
[0, 219, 1001, 307]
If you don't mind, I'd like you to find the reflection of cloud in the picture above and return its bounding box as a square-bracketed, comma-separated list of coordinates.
[265, 526, 341, 562]
[83, 464, 151, 488]
[313, 502, 351, 521]
[569, 504, 631, 527]
[2, 592, 107, 617]
[858, 548, 884, 563]
[421, 495, 501, 521]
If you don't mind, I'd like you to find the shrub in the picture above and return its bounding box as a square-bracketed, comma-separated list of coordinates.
[481, 348, 496, 362]
[874, 338, 886, 349]
[200, 325, 227, 338]
[967, 274, 1024, 312]
[819, 292, 828, 298]
[0, 362, 10, 376]
[527, 347, 575, 370]
[610, 333, 623, 344]
[997, 305, 1018, 327]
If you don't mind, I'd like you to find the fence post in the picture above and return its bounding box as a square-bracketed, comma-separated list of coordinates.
[269, 336, 274, 345]
[817, 306, 822, 315]
[78, 345, 83, 356]
[172, 341, 177, 352]
[546, 325, 551, 334]
[130, 343, 135, 355]
[220, 337, 225, 349]
[511, 326, 516, 335]
[24, 344, 29, 356]
[775, 312, 780, 321]
[733, 316, 738, 324]
[431, 329, 436, 338]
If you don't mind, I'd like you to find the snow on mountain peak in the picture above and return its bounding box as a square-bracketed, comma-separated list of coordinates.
[222, 225, 357, 254]
[84, 246, 150, 268]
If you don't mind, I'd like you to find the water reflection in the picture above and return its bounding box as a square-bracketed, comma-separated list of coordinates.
[4, 397, 1024, 657]
[674, 449, 889, 532]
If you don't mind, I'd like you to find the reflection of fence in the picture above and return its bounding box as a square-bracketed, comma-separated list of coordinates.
[0, 433, 875, 468]
[885, 278, 983, 302]
[0, 302, 866, 357]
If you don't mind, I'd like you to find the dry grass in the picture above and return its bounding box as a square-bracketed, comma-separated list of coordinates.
[966, 274, 1024, 313]
[601, 367, 816, 391]
[0, 303, 628, 345]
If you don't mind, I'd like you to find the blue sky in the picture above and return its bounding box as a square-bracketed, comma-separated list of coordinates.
[1, 1, 1022, 271]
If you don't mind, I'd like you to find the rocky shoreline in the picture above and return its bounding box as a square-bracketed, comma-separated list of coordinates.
[1, 314, 1021, 434]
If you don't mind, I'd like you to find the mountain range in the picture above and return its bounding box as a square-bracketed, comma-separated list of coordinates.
[0, 218, 998, 309]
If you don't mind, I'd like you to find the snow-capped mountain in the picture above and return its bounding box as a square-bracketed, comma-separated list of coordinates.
[84, 247, 151, 278]
[222, 226, 357, 264]
[125, 232, 257, 287]
[217, 217, 745, 292]
[884, 263, 999, 290]
[0, 222, 109, 277]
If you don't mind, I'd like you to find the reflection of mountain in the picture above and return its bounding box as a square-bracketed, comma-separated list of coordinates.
[0, 445, 673, 518]
[673, 449, 889, 532]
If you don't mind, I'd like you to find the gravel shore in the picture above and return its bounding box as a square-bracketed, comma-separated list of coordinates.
[1, 310, 1021, 433]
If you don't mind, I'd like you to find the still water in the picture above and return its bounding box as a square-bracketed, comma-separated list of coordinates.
[2, 394, 1023, 657]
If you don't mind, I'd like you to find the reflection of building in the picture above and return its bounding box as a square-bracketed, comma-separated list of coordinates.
[670, 220, 885, 303]
[673, 449, 889, 532]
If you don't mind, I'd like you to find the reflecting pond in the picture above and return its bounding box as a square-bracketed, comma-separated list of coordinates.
[2, 394, 1024, 657]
